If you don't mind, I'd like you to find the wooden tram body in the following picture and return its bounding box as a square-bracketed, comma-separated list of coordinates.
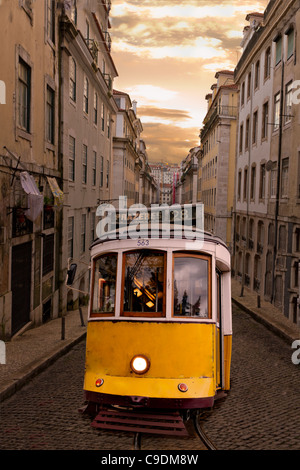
[80, 226, 232, 413]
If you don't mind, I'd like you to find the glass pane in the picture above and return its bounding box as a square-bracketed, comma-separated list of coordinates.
[123, 251, 164, 314]
[92, 254, 117, 314]
[174, 256, 209, 318]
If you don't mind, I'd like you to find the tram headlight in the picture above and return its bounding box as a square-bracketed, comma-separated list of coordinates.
[130, 355, 150, 375]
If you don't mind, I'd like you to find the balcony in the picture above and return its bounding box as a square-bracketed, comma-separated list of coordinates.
[86, 39, 99, 65]
[103, 73, 112, 90]
[103, 31, 112, 52]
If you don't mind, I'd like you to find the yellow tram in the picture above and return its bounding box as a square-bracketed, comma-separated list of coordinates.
[68, 207, 232, 418]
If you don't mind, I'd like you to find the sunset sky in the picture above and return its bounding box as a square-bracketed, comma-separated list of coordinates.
[110, 0, 269, 164]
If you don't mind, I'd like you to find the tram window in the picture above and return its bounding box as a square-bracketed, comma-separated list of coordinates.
[91, 253, 117, 316]
[122, 250, 165, 317]
[173, 254, 211, 318]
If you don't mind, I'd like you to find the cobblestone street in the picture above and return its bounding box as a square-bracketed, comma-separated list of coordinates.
[0, 303, 299, 451]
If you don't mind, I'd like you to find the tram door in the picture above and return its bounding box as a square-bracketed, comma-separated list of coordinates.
[11, 242, 32, 335]
[216, 270, 223, 389]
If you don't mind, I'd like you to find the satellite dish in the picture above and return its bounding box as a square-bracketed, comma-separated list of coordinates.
[266, 160, 274, 171]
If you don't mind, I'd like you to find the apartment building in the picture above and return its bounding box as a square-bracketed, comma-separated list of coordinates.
[0, 0, 62, 338]
[175, 148, 200, 205]
[60, 0, 118, 311]
[199, 71, 238, 246]
[233, 1, 300, 325]
[150, 162, 180, 205]
[112, 90, 157, 207]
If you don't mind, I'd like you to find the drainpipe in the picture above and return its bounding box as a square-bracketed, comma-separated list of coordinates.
[271, 56, 284, 304]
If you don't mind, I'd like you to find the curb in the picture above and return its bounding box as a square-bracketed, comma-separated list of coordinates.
[232, 297, 298, 345]
[0, 332, 86, 403]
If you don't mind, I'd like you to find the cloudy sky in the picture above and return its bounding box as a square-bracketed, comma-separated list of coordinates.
[110, 0, 269, 164]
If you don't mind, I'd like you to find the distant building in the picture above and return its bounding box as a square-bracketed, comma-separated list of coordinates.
[175, 148, 200, 205]
[150, 162, 180, 205]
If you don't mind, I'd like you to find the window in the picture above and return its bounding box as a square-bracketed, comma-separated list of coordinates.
[259, 163, 266, 199]
[247, 71, 251, 98]
[122, 251, 165, 317]
[243, 168, 248, 200]
[287, 28, 294, 59]
[238, 170, 242, 199]
[275, 36, 282, 65]
[82, 144, 87, 184]
[281, 158, 289, 197]
[91, 254, 117, 316]
[92, 151, 96, 186]
[83, 77, 89, 113]
[265, 47, 271, 79]
[285, 81, 293, 123]
[252, 111, 258, 144]
[46, 85, 55, 144]
[241, 82, 245, 106]
[262, 101, 269, 139]
[68, 216, 74, 259]
[18, 58, 31, 132]
[279, 225, 287, 251]
[274, 92, 280, 130]
[81, 214, 86, 253]
[173, 253, 211, 318]
[93, 91, 98, 124]
[241, 82, 245, 107]
[69, 57, 76, 102]
[100, 156, 104, 187]
[270, 163, 277, 198]
[46, 0, 55, 44]
[106, 159, 109, 188]
[245, 117, 250, 149]
[107, 111, 110, 137]
[255, 60, 260, 89]
[43, 233, 54, 276]
[69, 136, 75, 181]
[70, 0, 77, 25]
[101, 103, 105, 131]
[250, 165, 256, 200]
[86, 20, 90, 41]
[239, 124, 243, 153]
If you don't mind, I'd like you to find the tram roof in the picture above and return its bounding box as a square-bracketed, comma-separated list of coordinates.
[90, 224, 229, 251]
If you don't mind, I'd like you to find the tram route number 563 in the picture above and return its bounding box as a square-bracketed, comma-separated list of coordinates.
[137, 239, 149, 247]
[292, 340, 300, 365]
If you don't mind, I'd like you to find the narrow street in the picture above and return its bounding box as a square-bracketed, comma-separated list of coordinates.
[0, 303, 299, 451]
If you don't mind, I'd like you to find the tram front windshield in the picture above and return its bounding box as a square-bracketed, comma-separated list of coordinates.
[173, 255, 209, 318]
[124, 251, 164, 314]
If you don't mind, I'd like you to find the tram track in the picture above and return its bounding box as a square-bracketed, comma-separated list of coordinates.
[132, 413, 217, 451]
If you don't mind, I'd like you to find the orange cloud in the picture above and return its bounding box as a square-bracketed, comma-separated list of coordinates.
[111, 0, 269, 163]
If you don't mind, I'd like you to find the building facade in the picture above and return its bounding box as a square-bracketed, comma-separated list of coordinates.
[0, 0, 119, 338]
[0, 0, 63, 338]
[175, 148, 200, 205]
[199, 71, 238, 247]
[112, 90, 157, 208]
[233, 0, 300, 325]
[60, 0, 118, 312]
